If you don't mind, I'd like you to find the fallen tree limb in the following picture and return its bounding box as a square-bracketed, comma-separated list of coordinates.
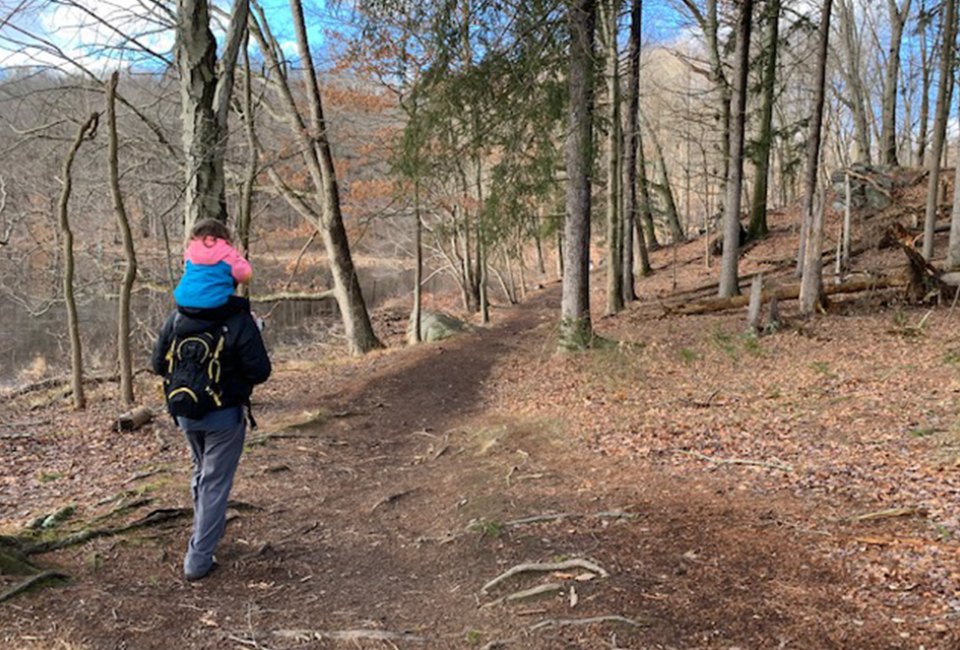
[669, 274, 905, 316]
[680, 450, 793, 473]
[0, 570, 69, 603]
[116, 406, 153, 432]
[252, 290, 335, 303]
[1, 368, 149, 402]
[482, 559, 608, 594]
[529, 615, 652, 633]
[844, 507, 923, 523]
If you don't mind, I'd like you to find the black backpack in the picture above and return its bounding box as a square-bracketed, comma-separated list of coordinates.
[163, 316, 228, 419]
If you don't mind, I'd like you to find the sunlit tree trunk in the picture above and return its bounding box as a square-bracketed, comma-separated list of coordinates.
[559, 0, 596, 351]
[602, 0, 624, 315]
[922, 0, 958, 259]
[718, 0, 754, 298]
[622, 0, 647, 297]
[880, 0, 911, 166]
[799, 0, 833, 315]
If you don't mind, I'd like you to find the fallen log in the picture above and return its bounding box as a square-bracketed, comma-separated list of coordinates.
[669, 274, 906, 316]
[116, 406, 153, 432]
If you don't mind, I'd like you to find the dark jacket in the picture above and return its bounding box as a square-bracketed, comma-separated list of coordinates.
[150, 298, 271, 411]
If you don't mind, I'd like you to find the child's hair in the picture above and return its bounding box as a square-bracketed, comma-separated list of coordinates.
[190, 218, 233, 243]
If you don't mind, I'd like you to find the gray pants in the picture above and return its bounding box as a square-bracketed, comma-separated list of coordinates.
[178, 406, 246, 578]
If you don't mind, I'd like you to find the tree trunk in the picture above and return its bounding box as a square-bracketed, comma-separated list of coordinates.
[706, 0, 732, 201]
[106, 73, 137, 406]
[175, 0, 248, 236]
[837, 0, 872, 163]
[923, 0, 958, 259]
[916, 0, 933, 166]
[559, 0, 596, 351]
[748, 0, 780, 241]
[643, 114, 684, 243]
[411, 178, 423, 343]
[799, 0, 833, 315]
[622, 0, 646, 299]
[718, 0, 754, 298]
[946, 91, 960, 268]
[251, 2, 382, 354]
[58, 113, 99, 411]
[636, 127, 659, 254]
[603, 0, 624, 315]
[880, 0, 911, 166]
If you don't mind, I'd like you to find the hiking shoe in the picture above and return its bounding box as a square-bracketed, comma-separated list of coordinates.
[184, 560, 219, 582]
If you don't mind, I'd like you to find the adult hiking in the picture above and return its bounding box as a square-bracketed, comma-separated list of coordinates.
[150, 296, 270, 581]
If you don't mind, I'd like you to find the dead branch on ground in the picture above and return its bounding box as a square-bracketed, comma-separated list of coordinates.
[679, 450, 794, 472]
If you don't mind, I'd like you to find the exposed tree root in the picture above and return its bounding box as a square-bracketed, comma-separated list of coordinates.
[274, 629, 427, 643]
[0, 570, 69, 603]
[482, 582, 564, 608]
[11, 507, 190, 556]
[528, 615, 653, 633]
[482, 559, 609, 594]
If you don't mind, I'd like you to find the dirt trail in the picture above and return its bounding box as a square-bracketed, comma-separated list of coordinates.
[0, 283, 939, 649]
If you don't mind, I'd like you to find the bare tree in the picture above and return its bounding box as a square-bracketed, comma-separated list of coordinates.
[718, 0, 754, 298]
[622, 0, 648, 299]
[58, 112, 100, 410]
[106, 72, 137, 405]
[922, 0, 957, 259]
[880, 0, 911, 165]
[248, 0, 382, 354]
[799, 0, 833, 315]
[602, 0, 623, 315]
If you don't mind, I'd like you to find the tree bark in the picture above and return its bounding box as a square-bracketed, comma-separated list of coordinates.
[880, 0, 911, 166]
[175, 0, 248, 236]
[622, 0, 646, 298]
[799, 0, 833, 315]
[916, 0, 933, 166]
[559, 0, 596, 351]
[58, 113, 99, 411]
[603, 0, 624, 315]
[718, 0, 754, 298]
[923, 0, 958, 259]
[748, 0, 780, 240]
[836, 0, 872, 163]
[250, 2, 382, 354]
[106, 72, 137, 406]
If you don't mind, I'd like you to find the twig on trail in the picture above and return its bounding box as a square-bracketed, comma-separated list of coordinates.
[679, 450, 794, 473]
[369, 489, 417, 514]
[844, 507, 923, 523]
[0, 419, 51, 429]
[0, 570, 69, 603]
[273, 629, 427, 643]
[225, 633, 268, 649]
[482, 559, 609, 594]
[529, 615, 652, 632]
[481, 583, 564, 608]
[505, 513, 577, 526]
[126, 467, 168, 483]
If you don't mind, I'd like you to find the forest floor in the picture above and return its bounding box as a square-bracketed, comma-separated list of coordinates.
[5, 179, 960, 648]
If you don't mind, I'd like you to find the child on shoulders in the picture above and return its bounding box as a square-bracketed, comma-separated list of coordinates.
[174, 219, 252, 313]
